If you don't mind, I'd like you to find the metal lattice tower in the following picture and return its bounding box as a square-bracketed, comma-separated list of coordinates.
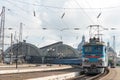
[0, 6, 5, 61]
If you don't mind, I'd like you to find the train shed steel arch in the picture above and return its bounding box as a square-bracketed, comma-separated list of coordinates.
[39, 42, 80, 58]
[4, 42, 40, 56]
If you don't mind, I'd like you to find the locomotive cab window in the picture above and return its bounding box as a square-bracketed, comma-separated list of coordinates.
[94, 46, 103, 53]
[84, 46, 92, 52]
[83, 45, 103, 54]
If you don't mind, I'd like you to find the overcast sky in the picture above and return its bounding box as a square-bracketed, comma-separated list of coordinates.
[1, 0, 120, 55]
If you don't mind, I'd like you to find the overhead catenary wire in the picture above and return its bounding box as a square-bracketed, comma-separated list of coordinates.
[5, 0, 71, 30]
[4, 0, 116, 31]
[43, 5, 71, 29]
[84, 0, 103, 25]
[2, 0, 118, 31]
[4, 0, 45, 28]
[3, 0, 120, 31]
[4, 7, 43, 29]
[4, 0, 120, 10]
[82, 0, 106, 32]
[2, 0, 120, 31]
[5, 0, 30, 13]
[3, 2, 69, 32]
[74, 0, 95, 24]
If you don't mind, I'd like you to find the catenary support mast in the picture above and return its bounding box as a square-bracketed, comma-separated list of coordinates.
[0, 6, 5, 62]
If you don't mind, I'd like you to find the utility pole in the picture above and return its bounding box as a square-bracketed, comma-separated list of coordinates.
[19, 22, 22, 42]
[0, 6, 5, 62]
[113, 35, 115, 51]
[10, 33, 13, 64]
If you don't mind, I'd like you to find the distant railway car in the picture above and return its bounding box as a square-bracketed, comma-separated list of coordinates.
[108, 56, 116, 68]
[45, 58, 82, 65]
[82, 37, 108, 74]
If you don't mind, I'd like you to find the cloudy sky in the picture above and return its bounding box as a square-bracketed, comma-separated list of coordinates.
[1, 0, 120, 55]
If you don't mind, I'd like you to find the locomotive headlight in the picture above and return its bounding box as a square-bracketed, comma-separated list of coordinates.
[84, 58, 89, 63]
[85, 59, 88, 62]
[98, 59, 103, 63]
[98, 58, 104, 66]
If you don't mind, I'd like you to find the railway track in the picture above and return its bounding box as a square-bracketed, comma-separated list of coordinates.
[68, 68, 109, 80]
[100, 68, 117, 80]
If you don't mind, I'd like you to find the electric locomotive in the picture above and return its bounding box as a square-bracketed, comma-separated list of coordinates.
[82, 37, 108, 74]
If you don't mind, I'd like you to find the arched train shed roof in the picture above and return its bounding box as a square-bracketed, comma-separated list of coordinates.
[39, 42, 80, 58]
[4, 42, 40, 56]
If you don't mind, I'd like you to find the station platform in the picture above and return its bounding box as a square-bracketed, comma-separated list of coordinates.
[0, 63, 81, 80]
[0, 64, 72, 74]
[27, 72, 79, 80]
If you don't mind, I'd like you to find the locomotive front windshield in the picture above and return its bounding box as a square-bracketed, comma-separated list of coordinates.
[83, 45, 103, 54]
